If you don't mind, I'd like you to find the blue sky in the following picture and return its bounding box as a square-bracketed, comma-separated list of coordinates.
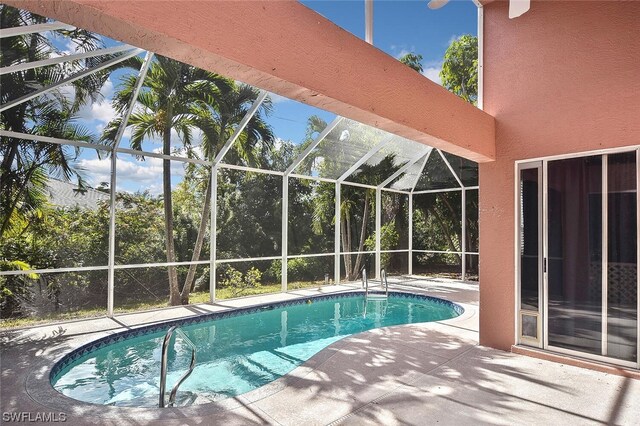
[39, 1, 477, 193]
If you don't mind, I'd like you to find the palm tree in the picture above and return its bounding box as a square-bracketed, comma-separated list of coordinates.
[0, 4, 107, 239]
[180, 85, 273, 304]
[102, 56, 274, 305]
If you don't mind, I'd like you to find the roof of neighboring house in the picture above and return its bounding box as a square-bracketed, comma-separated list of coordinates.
[46, 178, 109, 210]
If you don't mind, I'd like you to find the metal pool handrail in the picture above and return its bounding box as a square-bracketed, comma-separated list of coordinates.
[159, 325, 197, 408]
[362, 267, 368, 297]
[381, 268, 388, 296]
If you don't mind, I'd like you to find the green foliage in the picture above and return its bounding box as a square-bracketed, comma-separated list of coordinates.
[222, 266, 262, 297]
[399, 52, 424, 73]
[440, 34, 478, 105]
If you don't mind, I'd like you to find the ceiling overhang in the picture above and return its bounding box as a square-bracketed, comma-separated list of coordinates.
[6, 0, 496, 162]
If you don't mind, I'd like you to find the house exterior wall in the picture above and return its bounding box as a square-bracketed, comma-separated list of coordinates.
[480, 0, 640, 350]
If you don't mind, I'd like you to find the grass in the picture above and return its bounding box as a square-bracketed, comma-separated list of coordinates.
[0, 280, 326, 330]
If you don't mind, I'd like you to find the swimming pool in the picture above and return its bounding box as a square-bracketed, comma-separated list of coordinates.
[51, 291, 462, 407]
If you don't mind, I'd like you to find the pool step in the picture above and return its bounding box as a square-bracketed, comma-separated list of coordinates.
[366, 292, 388, 300]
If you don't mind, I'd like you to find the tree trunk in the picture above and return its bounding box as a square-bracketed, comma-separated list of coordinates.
[352, 192, 370, 279]
[428, 205, 461, 262]
[340, 211, 350, 281]
[163, 111, 180, 306]
[180, 172, 212, 304]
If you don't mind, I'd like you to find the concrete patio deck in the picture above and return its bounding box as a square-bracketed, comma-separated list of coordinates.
[1, 278, 639, 425]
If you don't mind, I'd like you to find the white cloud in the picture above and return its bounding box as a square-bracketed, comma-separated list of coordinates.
[389, 44, 417, 60]
[77, 155, 187, 196]
[447, 34, 462, 46]
[267, 93, 291, 105]
[422, 64, 442, 85]
[78, 78, 116, 124]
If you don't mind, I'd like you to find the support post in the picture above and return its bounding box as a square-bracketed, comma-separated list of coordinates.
[375, 188, 381, 279]
[210, 166, 218, 303]
[282, 176, 288, 292]
[334, 183, 341, 285]
[461, 188, 467, 280]
[408, 193, 413, 275]
[107, 149, 116, 316]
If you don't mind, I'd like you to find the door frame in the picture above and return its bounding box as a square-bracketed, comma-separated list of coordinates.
[515, 145, 640, 370]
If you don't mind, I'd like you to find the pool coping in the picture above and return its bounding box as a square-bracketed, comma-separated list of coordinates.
[19, 288, 476, 423]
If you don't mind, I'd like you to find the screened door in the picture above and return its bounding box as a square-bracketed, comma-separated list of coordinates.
[517, 151, 639, 367]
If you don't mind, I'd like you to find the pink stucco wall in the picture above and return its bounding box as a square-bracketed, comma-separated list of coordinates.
[480, 0, 640, 350]
[6, 0, 495, 162]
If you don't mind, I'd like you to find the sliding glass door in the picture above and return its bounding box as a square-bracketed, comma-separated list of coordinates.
[517, 150, 639, 367]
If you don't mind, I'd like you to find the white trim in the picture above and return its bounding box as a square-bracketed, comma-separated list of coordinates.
[0, 45, 135, 75]
[0, 49, 144, 113]
[380, 249, 410, 254]
[0, 21, 74, 38]
[542, 159, 549, 349]
[637, 148, 640, 369]
[602, 154, 608, 356]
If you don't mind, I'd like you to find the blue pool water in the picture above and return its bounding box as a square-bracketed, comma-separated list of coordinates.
[51, 292, 461, 407]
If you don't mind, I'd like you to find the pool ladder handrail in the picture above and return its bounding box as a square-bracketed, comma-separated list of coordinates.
[159, 325, 197, 408]
[361, 267, 368, 297]
[381, 268, 389, 296]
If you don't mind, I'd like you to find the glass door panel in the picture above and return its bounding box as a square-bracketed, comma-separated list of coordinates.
[547, 156, 603, 356]
[607, 152, 637, 362]
[518, 164, 542, 344]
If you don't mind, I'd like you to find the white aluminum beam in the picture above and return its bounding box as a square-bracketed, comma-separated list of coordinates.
[410, 149, 431, 193]
[211, 166, 218, 302]
[0, 48, 144, 112]
[212, 90, 268, 165]
[337, 136, 393, 182]
[0, 45, 135, 76]
[378, 149, 431, 189]
[112, 51, 154, 149]
[0, 129, 110, 151]
[334, 183, 341, 284]
[0, 21, 74, 38]
[438, 149, 464, 188]
[285, 116, 343, 175]
[217, 162, 284, 176]
[375, 187, 381, 279]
